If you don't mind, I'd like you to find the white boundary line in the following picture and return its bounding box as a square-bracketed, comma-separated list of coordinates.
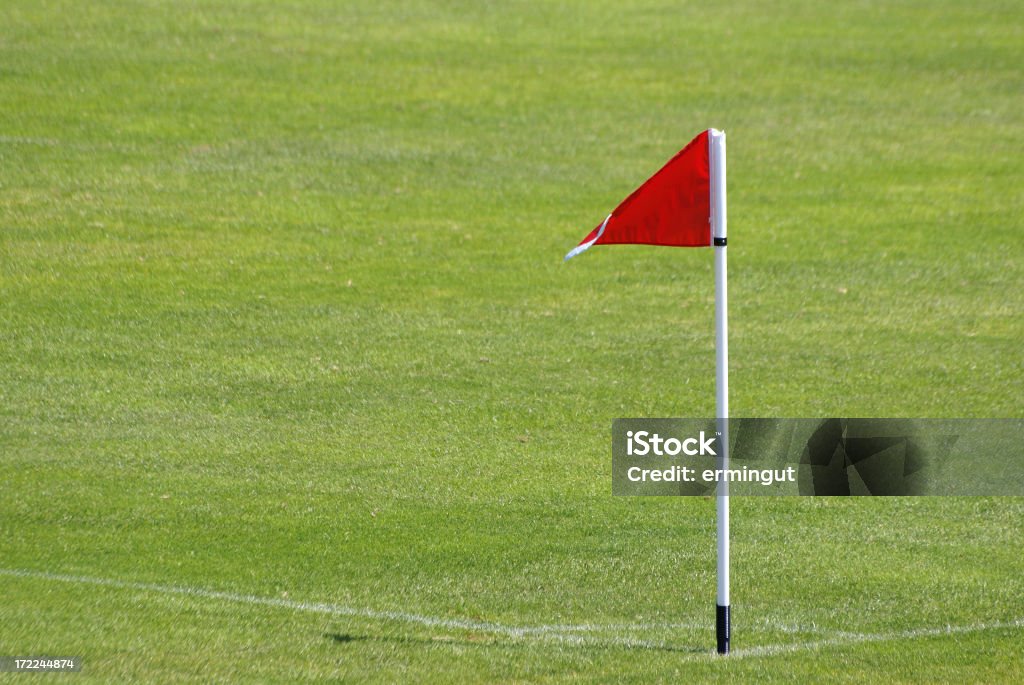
[728, 617, 1024, 659]
[0, 568, 689, 648]
[2, 568, 1021, 658]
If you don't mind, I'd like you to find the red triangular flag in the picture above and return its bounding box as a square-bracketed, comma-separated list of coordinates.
[565, 130, 712, 260]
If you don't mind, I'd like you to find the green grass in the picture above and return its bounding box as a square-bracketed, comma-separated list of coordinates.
[1, 0, 1022, 681]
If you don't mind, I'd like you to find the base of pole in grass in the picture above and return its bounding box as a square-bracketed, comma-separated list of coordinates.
[716, 604, 730, 654]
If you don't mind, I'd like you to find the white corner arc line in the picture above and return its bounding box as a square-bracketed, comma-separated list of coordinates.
[0, 567, 697, 642]
[2, 567, 1021, 658]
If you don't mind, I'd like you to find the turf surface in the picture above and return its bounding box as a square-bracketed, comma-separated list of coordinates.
[1, 0, 1022, 682]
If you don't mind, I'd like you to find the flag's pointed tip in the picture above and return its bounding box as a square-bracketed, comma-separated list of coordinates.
[563, 213, 611, 262]
[563, 244, 587, 262]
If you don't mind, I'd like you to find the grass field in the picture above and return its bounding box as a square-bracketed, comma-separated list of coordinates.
[2, 0, 1023, 682]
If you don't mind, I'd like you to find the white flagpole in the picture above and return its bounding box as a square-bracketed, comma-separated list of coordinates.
[709, 129, 730, 654]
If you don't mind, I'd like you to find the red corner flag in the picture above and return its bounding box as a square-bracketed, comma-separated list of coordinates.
[564, 129, 712, 260]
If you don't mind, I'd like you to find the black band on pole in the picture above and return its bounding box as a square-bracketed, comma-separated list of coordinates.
[713, 237, 727, 247]
[716, 604, 731, 654]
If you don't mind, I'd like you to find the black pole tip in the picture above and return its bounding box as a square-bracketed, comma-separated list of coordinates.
[716, 604, 731, 654]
